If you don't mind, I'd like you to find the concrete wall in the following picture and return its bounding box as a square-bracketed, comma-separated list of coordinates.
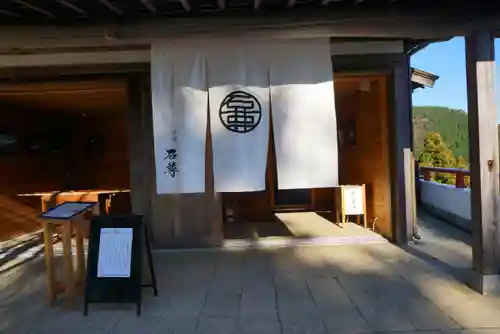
[419, 180, 471, 232]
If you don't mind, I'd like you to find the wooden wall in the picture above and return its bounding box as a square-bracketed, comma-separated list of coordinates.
[0, 101, 129, 193]
[0, 84, 131, 240]
[336, 76, 392, 238]
[147, 128, 224, 248]
[0, 106, 65, 240]
[0, 107, 68, 195]
[70, 113, 131, 214]
[72, 114, 130, 190]
[128, 78, 223, 249]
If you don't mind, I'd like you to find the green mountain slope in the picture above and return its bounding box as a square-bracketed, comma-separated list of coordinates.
[413, 106, 469, 161]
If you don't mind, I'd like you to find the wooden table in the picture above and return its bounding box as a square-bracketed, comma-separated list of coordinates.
[40, 203, 96, 307]
[18, 190, 129, 306]
[18, 189, 130, 215]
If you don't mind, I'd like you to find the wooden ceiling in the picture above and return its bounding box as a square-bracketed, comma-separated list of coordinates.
[0, 0, 480, 25]
[0, 80, 128, 116]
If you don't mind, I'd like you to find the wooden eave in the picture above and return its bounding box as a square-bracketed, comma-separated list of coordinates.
[0, 1, 498, 51]
[411, 67, 439, 91]
[0, 0, 498, 27]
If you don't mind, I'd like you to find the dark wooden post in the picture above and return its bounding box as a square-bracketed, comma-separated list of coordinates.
[390, 53, 413, 244]
[423, 169, 431, 181]
[466, 30, 500, 294]
[127, 75, 152, 221]
[455, 172, 467, 189]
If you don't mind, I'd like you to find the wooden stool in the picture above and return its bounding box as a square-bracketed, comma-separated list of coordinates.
[42, 214, 89, 307]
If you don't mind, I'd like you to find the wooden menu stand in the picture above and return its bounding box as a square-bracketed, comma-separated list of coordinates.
[39, 201, 97, 307]
[334, 184, 367, 228]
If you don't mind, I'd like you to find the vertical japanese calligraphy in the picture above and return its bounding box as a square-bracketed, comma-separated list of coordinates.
[343, 185, 365, 215]
[151, 44, 208, 194]
[164, 148, 179, 177]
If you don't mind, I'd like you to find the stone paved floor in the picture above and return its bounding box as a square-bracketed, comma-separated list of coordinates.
[408, 210, 472, 282]
[2, 235, 500, 334]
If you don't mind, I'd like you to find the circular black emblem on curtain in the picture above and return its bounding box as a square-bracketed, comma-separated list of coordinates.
[219, 90, 262, 134]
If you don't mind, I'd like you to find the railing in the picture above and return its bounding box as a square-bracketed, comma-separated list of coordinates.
[418, 165, 472, 231]
[419, 166, 470, 188]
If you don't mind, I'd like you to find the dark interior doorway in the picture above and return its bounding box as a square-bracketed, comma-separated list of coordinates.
[274, 188, 312, 210]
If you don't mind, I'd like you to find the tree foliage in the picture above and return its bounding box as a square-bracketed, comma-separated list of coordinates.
[413, 106, 469, 161]
[418, 132, 455, 168]
[418, 132, 469, 185]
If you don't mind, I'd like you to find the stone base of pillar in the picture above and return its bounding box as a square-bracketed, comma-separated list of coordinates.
[469, 270, 500, 295]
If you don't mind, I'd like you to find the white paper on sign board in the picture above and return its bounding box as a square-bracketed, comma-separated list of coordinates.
[97, 228, 133, 278]
[343, 186, 364, 215]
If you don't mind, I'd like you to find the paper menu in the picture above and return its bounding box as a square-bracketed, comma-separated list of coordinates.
[97, 228, 133, 278]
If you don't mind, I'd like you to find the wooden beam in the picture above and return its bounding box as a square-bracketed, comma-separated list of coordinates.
[0, 10, 499, 50]
[0, 49, 149, 68]
[0, 88, 123, 96]
[99, 0, 123, 15]
[466, 30, 500, 294]
[0, 41, 403, 69]
[179, 0, 191, 12]
[56, 0, 87, 16]
[11, 0, 54, 18]
[140, 0, 157, 12]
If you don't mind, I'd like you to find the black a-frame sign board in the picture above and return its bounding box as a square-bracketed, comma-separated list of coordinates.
[83, 214, 157, 316]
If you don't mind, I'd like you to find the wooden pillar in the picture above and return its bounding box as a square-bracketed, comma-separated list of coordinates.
[127, 76, 152, 220]
[389, 53, 413, 244]
[466, 30, 500, 294]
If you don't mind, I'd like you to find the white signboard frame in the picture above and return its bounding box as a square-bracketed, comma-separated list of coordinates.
[97, 227, 134, 278]
[343, 185, 365, 215]
[335, 184, 367, 228]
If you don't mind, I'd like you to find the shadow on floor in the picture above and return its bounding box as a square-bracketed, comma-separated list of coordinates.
[403, 209, 472, 283]
[223, 211, 363, 240]
[4, 227, 500, 334]
[224, 215, 297, 239]
[0, 231, 60, 275]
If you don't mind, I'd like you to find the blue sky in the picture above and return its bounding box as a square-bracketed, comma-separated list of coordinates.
[411, 37, 500, 123]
